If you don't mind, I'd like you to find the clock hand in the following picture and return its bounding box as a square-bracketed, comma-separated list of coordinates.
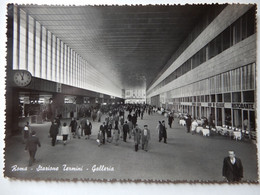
[20, 72, 25, 80]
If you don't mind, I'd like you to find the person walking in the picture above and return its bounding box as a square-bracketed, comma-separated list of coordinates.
[222, 151, 243, 182]
[69, 117, 77, 138]
[133, 124, 142, 152]
[85, 119, 92, 139]
[113, 121, 120, 146]
[49, 120, 59, 146]
[22, 122, 30, 144]
[97, 130, 104, 147]
[161, 120, 167, 143]
[106, 123, 112, 143]
[61, 122, 70, 145]
[168, 113, 174, 128]
[141, 125, 151, 152]
[123, 121, 129, 142]
[99, 122, 107, 144]
[25, 130, 41, 166]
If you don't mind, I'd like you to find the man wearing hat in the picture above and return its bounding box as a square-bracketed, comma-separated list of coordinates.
[25, 131, 41, 166]
[141, 125, 151, 152]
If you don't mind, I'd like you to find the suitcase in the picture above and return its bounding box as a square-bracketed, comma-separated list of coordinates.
[56, 135, 63, 141]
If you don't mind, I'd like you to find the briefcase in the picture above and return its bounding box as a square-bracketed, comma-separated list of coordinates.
[56, 135, 63, 141]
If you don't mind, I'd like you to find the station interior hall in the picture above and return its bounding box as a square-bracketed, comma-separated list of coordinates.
[4, 3, 258, 182]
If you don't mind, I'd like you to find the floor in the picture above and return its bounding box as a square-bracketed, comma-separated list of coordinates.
[4, 111, 258, 182]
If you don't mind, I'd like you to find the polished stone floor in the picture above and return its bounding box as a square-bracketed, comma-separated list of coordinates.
[4, 111, 258, 182]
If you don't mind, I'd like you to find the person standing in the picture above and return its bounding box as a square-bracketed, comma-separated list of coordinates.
[168, 113, 174, 128]
[141, 125, 151, 152]
[185, 115, 192, 133]
[161, 120, 167, 144]
[25, 130, 41, 166]
[49, 120, 59, 146]
[191, 119, 198, 135]
[123, 121, 129, 142]
[222, 151, 243, 182]
[133, 124, 142, 152]
[97, 109, 102, 122]
[80, 117, 86, 137]
[157, 121, 163, 142]
[61, 122, 70, 145]
[85, 119, 92, 139]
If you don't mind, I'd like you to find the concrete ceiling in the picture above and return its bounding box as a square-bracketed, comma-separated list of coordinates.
[19, 4, 222, 90]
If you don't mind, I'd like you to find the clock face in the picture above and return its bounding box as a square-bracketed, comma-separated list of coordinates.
[13, 70, 32, 87]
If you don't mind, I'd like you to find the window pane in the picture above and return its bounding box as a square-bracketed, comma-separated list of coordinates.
[19, 9, 27, 70]
[35, 21, 41, 77]
[28, 16, 34, 74]
[243, 90, 254, 102]
[232, 92, 241, 102]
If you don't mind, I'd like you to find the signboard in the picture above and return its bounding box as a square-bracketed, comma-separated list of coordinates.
[232, 103, 254, 109]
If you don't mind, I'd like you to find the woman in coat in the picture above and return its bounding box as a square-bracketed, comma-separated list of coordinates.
[113, 121, 120, 146]
[85, 119, 92, 139]
[141, 125, 151, 151]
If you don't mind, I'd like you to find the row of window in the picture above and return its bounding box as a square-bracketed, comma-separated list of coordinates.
[161, 63, 255, 101]
[168, 90, 254, 103]
[148, 6, 256, 95]
[12, 6, 121, 97]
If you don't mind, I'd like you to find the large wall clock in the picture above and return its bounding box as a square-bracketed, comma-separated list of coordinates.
[13, 70, 32, 87]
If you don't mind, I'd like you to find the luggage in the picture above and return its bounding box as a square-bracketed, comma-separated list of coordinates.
[56, 135, 63, 141]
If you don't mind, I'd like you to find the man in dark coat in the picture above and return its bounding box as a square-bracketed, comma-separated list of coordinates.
[49, 120, 59, 146]
[168, 113, 174, 128]
[222, 151, 243, 182]
[185, 115, 192, 133]
[161, 121, 167, 144]
[25, 131, 41, 166]
[99, 122, 107, 144]
[123, 121, 129, 142]
[69, 117, 77, 138]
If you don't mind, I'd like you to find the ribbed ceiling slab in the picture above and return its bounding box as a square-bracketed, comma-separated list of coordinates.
[19, 4, 222, 90]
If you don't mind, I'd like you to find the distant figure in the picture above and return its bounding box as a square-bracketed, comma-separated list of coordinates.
[133, 124, 142, 152]
[25, 130, 41, 166]
[185, 115, 192, 133]
[97, 130, 104, 147]
[69, 117, 77, 138]
[243, 118, 248, 131]
[49, 120, 59, 146]
[97, 110, 102, 122]
[161, 120, 167, 144]
[168, 113, 174, 128]
[61, 122, 70, 145]
[157, 121, 163, 142]
[141, 125, 151, 152]
[85, 119, 92, 139]
[123, 121, 129, 142]
[113, 121, 120, 146]
[23, 122, 30, 144]
[99, 122, 107, 144]
[222, 151, 243, 182]
[191, 119, 198, 135]
[106, 124, 112, 143]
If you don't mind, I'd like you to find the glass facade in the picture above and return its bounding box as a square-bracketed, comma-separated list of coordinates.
[12, 5, 122, 97]
[147, 7, 256, 96]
